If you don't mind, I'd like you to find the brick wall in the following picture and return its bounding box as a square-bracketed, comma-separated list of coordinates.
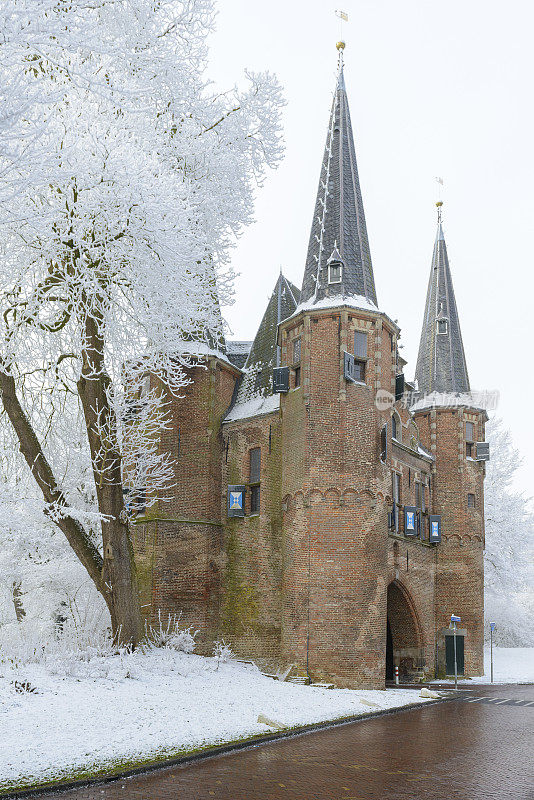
[132, 357, 239, 649]
[415, 407, 485, 675]
[219, 411, 283, 666]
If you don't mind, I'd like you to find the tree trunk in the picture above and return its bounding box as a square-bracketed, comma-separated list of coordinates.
[12, 582, 25, 622]
[0, 367, 105, 594]
[0, 353, 142, 646]
[77, 310, 143, 646]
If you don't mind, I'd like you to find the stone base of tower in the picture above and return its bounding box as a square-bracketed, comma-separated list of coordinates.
[279, 492, 390, 691]
[281, 628, 387, 690]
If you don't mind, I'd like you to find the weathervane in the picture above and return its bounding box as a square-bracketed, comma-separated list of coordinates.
[335, 10, 348, 58]
[435, 176, 444, 223]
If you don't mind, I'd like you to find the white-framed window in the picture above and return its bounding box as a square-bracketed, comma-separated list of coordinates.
[328, 262, 342, 284]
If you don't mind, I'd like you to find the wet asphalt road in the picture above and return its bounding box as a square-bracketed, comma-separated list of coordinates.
[40, 683, 534, 800]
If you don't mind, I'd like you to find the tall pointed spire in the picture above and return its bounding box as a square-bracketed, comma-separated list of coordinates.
[300, 44, 377, 306]
[415, 204, 470, 396]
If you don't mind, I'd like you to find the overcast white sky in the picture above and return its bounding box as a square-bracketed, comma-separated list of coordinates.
[208, 0, 533, 496]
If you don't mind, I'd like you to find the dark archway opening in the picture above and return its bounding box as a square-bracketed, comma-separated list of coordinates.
[386, 581, 423, 681]
[385, 618, 394, 680]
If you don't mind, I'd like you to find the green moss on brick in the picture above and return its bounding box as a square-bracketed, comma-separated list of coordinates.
[221, 527, 259, 635]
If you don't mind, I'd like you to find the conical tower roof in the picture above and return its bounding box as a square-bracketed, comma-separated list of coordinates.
[301, 51, 377, 306]
[415, 214, 470, 396]
[232, 273, 300, 405]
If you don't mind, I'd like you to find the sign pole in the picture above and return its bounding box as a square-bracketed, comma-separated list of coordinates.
[453, 623, 458, 690]
[490, 627, 493, 683]
[450, 615, 461, 690]
[490, 622, 496, 683]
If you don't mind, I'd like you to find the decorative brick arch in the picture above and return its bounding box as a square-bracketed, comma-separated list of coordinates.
[386, 580, 424, 680]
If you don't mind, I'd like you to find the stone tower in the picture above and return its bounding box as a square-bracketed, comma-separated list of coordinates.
[412, 208, 486, 676]
[278, 51, 401, 688]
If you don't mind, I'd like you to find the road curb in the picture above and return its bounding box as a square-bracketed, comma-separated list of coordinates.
[3, 695, 454, 799]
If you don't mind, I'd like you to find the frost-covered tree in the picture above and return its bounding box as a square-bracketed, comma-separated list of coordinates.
[0, 0, 283, 645]
[0, 421, 108, 659]
[484, 418, 534, 645]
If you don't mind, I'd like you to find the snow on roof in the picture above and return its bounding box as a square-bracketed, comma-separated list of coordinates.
[226, 340, 252, 354]
[224, 392, 280, 423]
[176, 341, 235, 368]
[417, 443, 434, 460]
[288, 292, 383, 321]
[410, 391, 494, 414]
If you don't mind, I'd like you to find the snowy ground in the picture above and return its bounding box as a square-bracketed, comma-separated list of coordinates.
[0, 649, 431, 793]
[432, 646, 534, 685]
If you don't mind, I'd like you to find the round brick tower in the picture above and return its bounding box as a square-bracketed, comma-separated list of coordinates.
[412, 210, 486, 677]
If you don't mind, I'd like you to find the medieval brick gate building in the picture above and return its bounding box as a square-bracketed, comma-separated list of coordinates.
[132, 45, 487, 689]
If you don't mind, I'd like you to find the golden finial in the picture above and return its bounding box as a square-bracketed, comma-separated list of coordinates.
[436, 201, 443, 207]
[336, 40, 346, 51]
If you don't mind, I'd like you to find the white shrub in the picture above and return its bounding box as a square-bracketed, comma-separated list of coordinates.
[143, 612, 197, 654]
[212, 639, 234, 668]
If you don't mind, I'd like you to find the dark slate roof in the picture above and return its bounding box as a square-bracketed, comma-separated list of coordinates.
[415, 223, 470, 396]
[225, 340, 252, 370]
[300, 60, 377, 306]
[233, 274, 300, 405]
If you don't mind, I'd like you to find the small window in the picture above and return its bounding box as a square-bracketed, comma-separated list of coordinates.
[328, 262, 342, 284]
[250, 485, 260, 514]
[391, 413, 401, 442]
[354, 331, 368, 359]
[249, 447, 261, 515]
[466, 442, 473, 457]
[466, 421, 474, 442]
[415, 482, 421, 510]
[392, 472, 401, 532]
[393, 472, 401, 504]
[467, 493, 475, 508]
[354, 360, 365, 382]
[437, 319, 448, 335]
[293, 337, 301, 364]
[294, 366, 301, 388]
[421, 484, 426, 513]
[249, 447, 261, 484]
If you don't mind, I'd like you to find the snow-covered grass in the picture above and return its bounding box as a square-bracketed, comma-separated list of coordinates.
[472, 646, 534, 684]
[0, 648, 432, 794]
[431, 646, 534, 685]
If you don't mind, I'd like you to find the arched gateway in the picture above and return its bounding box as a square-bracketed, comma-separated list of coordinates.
[386, 581, 424, 681]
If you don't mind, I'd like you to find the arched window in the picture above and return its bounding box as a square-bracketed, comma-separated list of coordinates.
[392, 413, 401, 442]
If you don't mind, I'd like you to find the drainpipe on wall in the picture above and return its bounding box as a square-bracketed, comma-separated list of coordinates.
[306, 524, 311, 683]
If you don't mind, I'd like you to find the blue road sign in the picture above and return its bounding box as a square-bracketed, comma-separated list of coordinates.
[490, 622, 496, 631]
